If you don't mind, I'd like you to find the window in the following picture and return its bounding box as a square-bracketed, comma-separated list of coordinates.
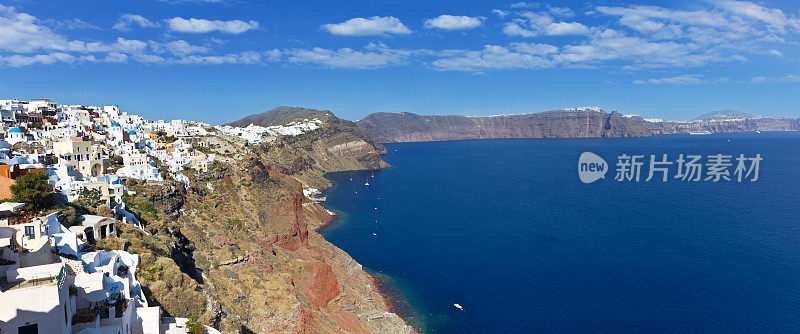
[18, 323, 38, 334]
[25, 226, 35, 239]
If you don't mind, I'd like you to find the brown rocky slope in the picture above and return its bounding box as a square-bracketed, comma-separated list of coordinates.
[114, 108, 409, 333]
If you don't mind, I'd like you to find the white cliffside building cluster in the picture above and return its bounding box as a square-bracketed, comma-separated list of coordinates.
[0, 98, 228, 334]
[0, 98, 330, 333]
[0, 98, 221, 204]
[215, 118, 323, 144]
[0, 212, 220, 334]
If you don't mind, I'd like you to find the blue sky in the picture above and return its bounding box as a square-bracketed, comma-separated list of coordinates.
[0, 0, 799, 123]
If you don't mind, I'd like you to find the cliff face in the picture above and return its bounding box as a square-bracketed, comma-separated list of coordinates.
[115, 108, 409, 333]
[653, 117, 800, 134]
[357, 110, 655, 142]
[357, 110, 800, 143]
[257, 111, 390, 190]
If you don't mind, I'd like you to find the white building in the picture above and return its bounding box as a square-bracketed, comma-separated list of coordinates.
[6, 127, 28, 146]
[116, 154, 161, 181]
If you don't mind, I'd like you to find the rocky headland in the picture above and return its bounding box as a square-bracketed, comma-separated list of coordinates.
[110, 107, 410, 333]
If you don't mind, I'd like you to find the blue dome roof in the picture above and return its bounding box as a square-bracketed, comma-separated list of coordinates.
[128, 130, 137, 135]
[8, 127, 23, 134]
[111, 122, 121, 127]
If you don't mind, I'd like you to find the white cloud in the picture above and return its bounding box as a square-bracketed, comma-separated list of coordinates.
[131, 54, 166, 64]
[165, 17, 259, 34]
[0, 4, 74, 53]
[45, 18, 100, 30]
[0, 52, 111, 67]
[322, 16, 411, 36]
[751, 75, 800, 83]
[285, 43, 414, 69]
[113, 14, 158, 31]
[546, 22, 590, 35]
[548, 7, 575, 18]
[1, 52, 77, 67]
[595, 2, 800, 47]
[492, 9, 510, 18]
[503, 12, 590, 37]
[151, 40, 210, 56]
[0, 0, 797, 75]
[510, 2, 536, 9]
[633, 74, 705, 85]
[168, 40, 209, 56]
[176, 51, 263, 65]
[432, 45, 552, 71]
[553, 29, 740, 68]
[509, 42, 558, 55]
[595, 6, 728, 30]
[103, 52, 128, 63]
[767, 49, 783, 57]
[0, 3, 269, 67]
[713, 0, 800, 32]
[424, 15, 484, 30]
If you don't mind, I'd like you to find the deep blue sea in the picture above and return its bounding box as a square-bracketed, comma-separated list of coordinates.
[320, 132, 800, 333]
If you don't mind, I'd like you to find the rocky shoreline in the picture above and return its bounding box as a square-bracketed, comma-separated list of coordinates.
[312, 172, 421, 333]
[314, 176, 425, 334]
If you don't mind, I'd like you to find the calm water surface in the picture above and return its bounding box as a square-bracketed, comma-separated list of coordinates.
[321, 132, 800, 333]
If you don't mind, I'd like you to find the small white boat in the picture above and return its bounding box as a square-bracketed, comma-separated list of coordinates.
[372, 233, 377, 236]
[756, 131, 761, 134]
[365, 182, 369, 186]
[453, 303, 463, 310]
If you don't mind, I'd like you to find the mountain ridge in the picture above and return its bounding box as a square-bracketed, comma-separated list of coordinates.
[354, 108, 800, 143]
[692, 110, 757, 121]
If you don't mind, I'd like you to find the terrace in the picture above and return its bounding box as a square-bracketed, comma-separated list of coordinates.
[0, 275, 55, 291]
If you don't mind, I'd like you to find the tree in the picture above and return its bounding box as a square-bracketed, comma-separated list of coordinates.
[76, 188, 104, 208]
[110, 155, 124, 166]
[10, 171, 51, 210]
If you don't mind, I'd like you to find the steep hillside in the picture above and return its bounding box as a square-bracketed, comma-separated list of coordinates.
[114, 109, 408, 333]
[654, 117, 800, 134]
[225, 106, 332, 128]
[228, 106, 387, 157]
[692, 110, 755, 121]
[357, 109, 656, 143]
[357, 109, 800, 143]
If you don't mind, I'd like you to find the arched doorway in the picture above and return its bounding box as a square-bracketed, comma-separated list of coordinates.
[91, 163, 102, 177]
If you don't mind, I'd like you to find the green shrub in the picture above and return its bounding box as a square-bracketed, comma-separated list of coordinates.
[186, 319, 206, 334]
[10, 171, 51, 210]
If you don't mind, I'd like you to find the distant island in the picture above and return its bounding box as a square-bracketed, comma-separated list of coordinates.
[356, 108, 800, 143]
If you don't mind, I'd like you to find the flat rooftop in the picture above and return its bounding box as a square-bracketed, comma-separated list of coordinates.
[0, 276, 56, 292]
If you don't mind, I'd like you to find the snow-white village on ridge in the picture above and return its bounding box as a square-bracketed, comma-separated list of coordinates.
[0, 98, 323, 334]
